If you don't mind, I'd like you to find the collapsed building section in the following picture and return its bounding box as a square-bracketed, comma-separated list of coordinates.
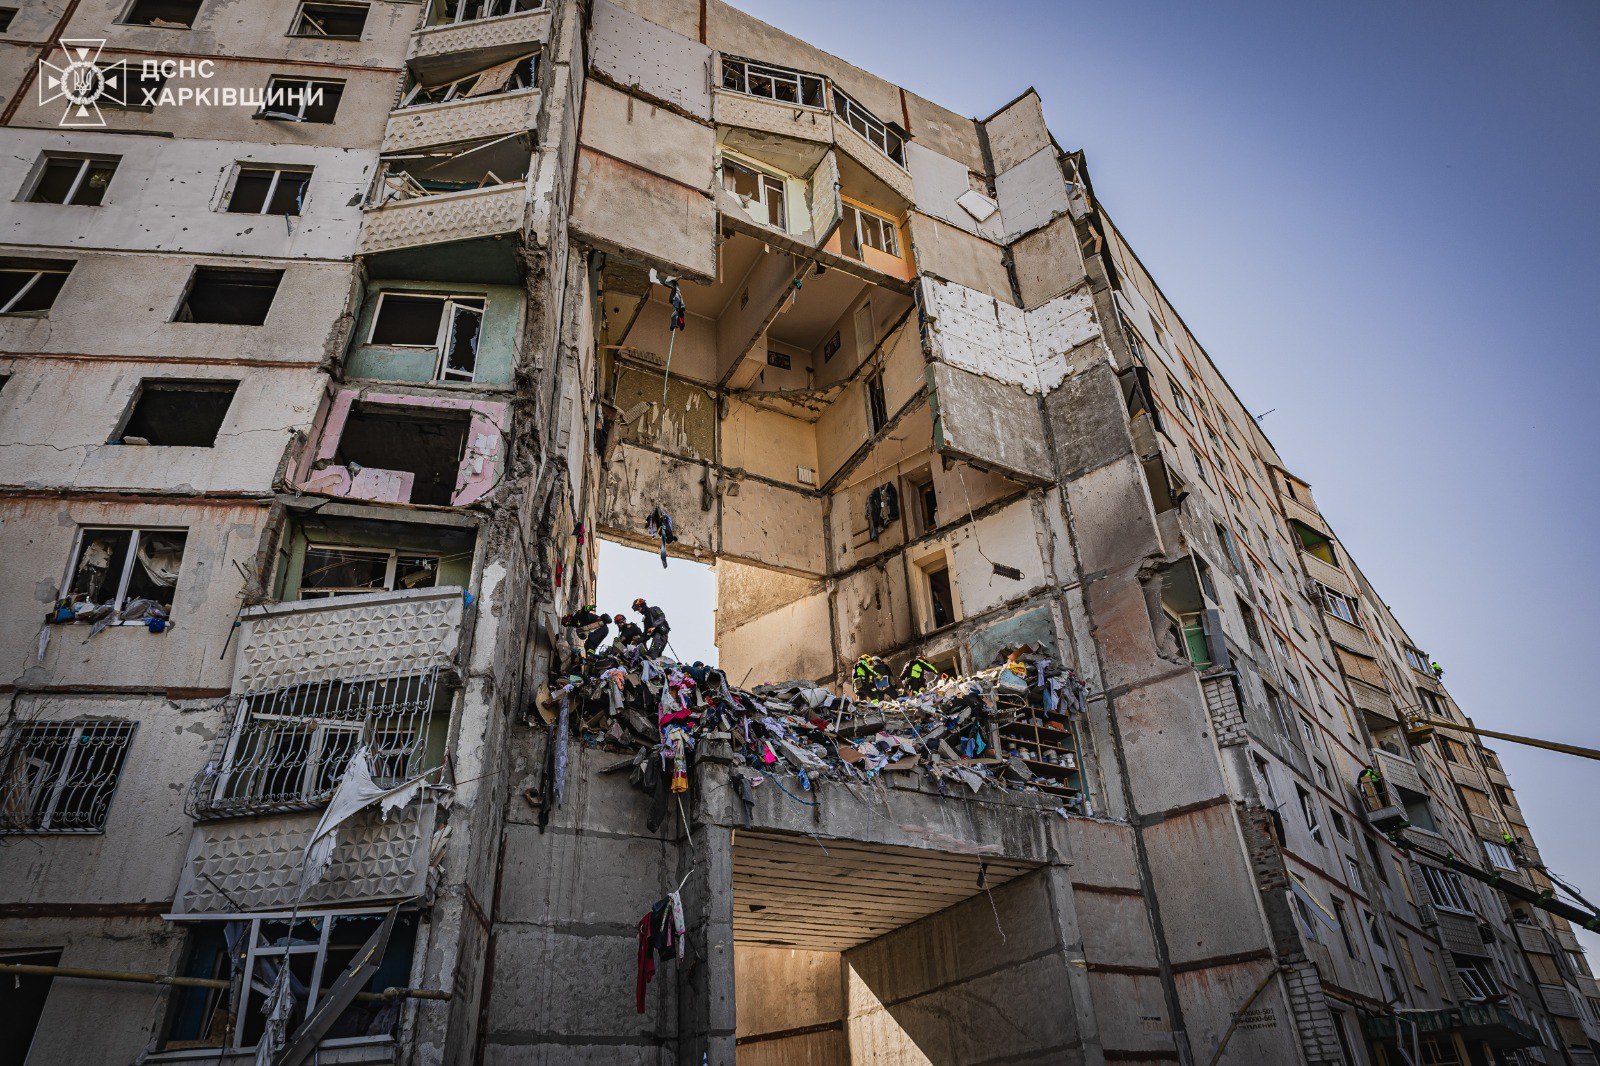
[0, 1, 1594, 1065]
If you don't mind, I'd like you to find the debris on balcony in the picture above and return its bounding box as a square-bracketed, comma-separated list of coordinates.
[401, 53, 539, 107]
[531, 628, 1089, 829]
[372, 134, 531, 205]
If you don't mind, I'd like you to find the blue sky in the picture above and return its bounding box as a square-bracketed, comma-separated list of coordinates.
[605, 0, 1600, 949]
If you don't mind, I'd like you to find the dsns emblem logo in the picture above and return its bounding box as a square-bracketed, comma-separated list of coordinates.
[38, 40, 129, 127]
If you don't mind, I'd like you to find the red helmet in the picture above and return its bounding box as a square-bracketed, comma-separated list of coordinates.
[614, 614, 627, 623]
[632, 598, 646, 610]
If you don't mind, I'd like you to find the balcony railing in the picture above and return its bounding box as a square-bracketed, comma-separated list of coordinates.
[383, 89, 541, 154]
[188, 588, 464, 820]
[412, 2, 548, 65]
[359, 180, 527, 255]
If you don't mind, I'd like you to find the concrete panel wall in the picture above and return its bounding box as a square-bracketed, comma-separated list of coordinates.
[570, 146, 717, 280]
[721, 478, 826, 574]
[0, 252, 357, 364]
[0, 360, 321, 493]
[721, 402, 819, 488]
[843, 871, 1084, 1064]
[994, 147, 1072, 242]
[907, 214, 1013, 305]
[1012, 214, 1089, 310]
[922, 276, 1102, 397]
[982, 90, 1052, 175]
[591, 0, 712, 120]
[0, 130, 375, 260]
[906, 141, 1005, 245]
[5, 499, 265, 693]
[717, 588, 833, 684]
[0, 692, 213, 904]
[584, 78, 716, 191]
[929, 361, 1050, 483]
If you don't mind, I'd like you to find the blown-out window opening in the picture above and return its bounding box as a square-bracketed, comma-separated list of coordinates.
[831, 87, 906, 167]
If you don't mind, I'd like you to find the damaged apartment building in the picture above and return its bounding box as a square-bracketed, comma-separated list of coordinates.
[0, 1, 1596, 1065]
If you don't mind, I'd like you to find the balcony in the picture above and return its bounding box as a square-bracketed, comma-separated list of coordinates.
[383, 89, 541, 154]
[1281, 492, 1333, 539]
[228, 586, 466, 693]
[360, 181, 527, 257]
[1298, 549, 1352, 595]
[411, 4, 549, 67]
[186, 588, 464, 823]
[832, 116, 914, 203]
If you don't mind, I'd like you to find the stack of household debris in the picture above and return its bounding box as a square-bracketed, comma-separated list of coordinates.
[532, 636, 1090, 828]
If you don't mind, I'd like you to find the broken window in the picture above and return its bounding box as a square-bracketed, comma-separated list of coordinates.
[2, 948, 58, 1062]
[297, 545, 439, 599]
[0, 258, 72, 314]
[96, 62, 167, 110]
[63, 527, 187, 616]
[918, 555, 957, 631]
[1482, 839, 1516, 871]
[1195, 556, 1217, 603]
[1453, 957, 1499, 1000]
[864, 369, 887, 434]
[720, 158, 786, 229]
[289, 0, 368, 38]
[0, 721, 135, 832]
[163, 910, 418, 1052]
[205, 669, 443, 814]
[226, 164, 312, 215]
[426, 0, 544, 23]
[719, 55, 824, 108]
[334, 403, 473, 505]
[176, 267, 282, 325]
[116, 380, 237, 446]
[907, 470, 937, 534]
[25, 153, 119, 205]
[842, 202, 900, 258]
[832, 87, 906, 166]
[1296, 784, 1324, 846]
[259, 76, 344, 122]
[401, 52, 538, 106]
[373, 135, 530, 203]
[368, 292, 484, 381]
[122, 0, 201, 27]
[1238, 602, 1262, 646]
[1289, 519, 1337, 566]
[0, 9, 16, 32]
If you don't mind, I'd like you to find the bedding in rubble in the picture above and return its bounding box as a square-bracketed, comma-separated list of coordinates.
[534, 640, 1090, 829]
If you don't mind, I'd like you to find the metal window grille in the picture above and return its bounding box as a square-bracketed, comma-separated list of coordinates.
[1, 721, 136, 832]
[188, 667, 439, 818]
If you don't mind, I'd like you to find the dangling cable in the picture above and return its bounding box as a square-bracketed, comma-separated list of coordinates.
[645, 269, 686, 568]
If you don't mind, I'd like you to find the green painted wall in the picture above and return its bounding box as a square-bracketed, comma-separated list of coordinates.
[344, 278, 522, 387]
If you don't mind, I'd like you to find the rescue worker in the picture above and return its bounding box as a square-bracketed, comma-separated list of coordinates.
[565, 603, 609, 654]
[899, 655, 938, 694]
[852, 654, 895, 699]
[1430, 659, 1445, 679]
[633, 598, 670, 656]
[613, 612, 643, 649]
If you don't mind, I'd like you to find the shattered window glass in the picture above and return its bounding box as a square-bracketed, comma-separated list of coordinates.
[63, 527, 187, 619]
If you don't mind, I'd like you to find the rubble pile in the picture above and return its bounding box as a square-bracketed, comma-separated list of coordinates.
[534, 635, 1090, 827]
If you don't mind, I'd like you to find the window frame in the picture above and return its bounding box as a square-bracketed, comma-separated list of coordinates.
[168, 906, 412, 1052]
[366, 291, 486, 382]
[1296, 783, 1324, 846]
[399, 51, 538, 107]
[23, 152, 120, 206]
[1420, 865, 1473, 914]
[224, 162, 313, 216]
[119, 0, 202, 28]
[0, 720, 136, 833]
[719, 156, 788, 231]
[60, 525, 188, 618]
[0, 262, 72, 315]
[288, 0, 369, 39]
[831, 86, 906, 167]
[1481, 839, 1516, 871]
[426, 0, 545, 26]
[718, 55, 826, 110]
[259, 75, 345, 123]
[841, 201, 901, 258]
[296, 543, 441, 600]
[1454, 957, 1499, 1001]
